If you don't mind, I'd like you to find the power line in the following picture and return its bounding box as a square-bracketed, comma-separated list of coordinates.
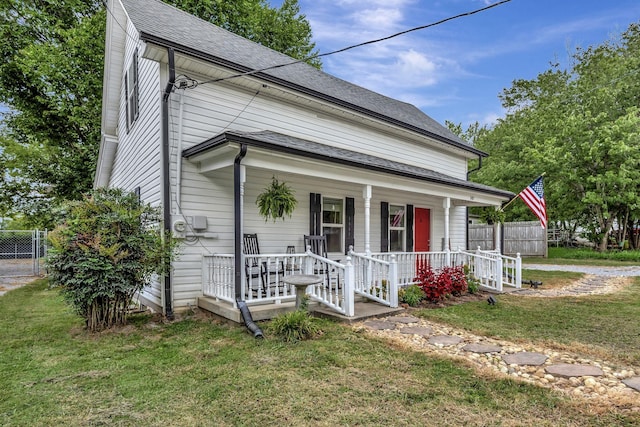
[101, 0, 140, 44]
[197, 0, 513, 86]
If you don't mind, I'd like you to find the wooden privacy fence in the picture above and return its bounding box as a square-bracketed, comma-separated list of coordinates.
[468, 221, 547, 257]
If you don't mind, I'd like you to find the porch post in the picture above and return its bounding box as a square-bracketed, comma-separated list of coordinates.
[443, 197, 451, 266]
[344, 256, 355, 317]
[363, 185, 372, 255]
[494, 217, 502, 253]
[389, 254, 398, 308]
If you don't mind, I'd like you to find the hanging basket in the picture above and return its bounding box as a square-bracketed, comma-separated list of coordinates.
[256, 177, 298, 222]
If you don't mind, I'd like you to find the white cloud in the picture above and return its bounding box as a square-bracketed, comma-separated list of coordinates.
[353, 8, 403, 31]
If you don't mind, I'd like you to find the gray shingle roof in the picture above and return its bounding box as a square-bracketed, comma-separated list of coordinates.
[121, 0, 484, 155]
[183, 130, 513, 199]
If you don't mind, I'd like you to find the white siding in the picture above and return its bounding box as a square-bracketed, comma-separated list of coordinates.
[169, 76, 468, 181]
[109, 21, 163, 307]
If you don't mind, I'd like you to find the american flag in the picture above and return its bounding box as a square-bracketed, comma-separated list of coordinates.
[519, 176, 547, 229]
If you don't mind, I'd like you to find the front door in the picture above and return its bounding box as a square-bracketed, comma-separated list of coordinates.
[414, 208, 430, 251]
[414, 207, 431, 273]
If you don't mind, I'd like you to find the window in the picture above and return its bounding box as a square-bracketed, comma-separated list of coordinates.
[125, 49, 139, 131]
[389, 204, 405, 252]
[322, 197, 343, 253]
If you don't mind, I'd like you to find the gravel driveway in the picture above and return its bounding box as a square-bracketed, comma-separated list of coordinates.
[524, 264, 640, 277]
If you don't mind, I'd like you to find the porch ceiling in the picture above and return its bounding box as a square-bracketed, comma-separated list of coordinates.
[183, 130, 514, 206]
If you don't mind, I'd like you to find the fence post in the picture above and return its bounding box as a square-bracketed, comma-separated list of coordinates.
[515, 253, 522, 288]
[344, 256, 355, 317]
[389, 254, 398, 308]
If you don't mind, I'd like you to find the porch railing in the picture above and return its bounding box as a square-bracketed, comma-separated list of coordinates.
[304, 250, 353, 316]
[349, 250, 398, 308]
[473, 248, 522, 289]
[202, 248, 521, 315]
[203, 251, 355, 316]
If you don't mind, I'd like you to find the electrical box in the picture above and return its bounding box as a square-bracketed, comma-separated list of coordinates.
[192, 215, 208, 231]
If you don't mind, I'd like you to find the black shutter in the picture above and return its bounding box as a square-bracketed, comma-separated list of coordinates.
[345, 197, 355, 254]
[381, 201, 389, 252]
[309, 193, 321, 235]
[406, 204, 414, 252]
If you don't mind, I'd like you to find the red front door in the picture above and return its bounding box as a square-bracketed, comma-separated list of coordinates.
[414, 208, 430, 252]
[414, 208, 431, 274]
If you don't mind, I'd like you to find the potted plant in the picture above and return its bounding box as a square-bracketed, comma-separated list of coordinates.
[256, 176, 297, 221]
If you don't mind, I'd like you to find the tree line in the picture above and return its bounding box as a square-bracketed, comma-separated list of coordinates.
[451, 23, 640, 252]
[0, 0, 318, 228]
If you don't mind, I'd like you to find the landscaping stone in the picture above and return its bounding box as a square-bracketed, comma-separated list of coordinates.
[363, 320, 396, 330]
[621, 377, 640, 392]
[545, 364, 604, 378]
[502, 352, 548, 366]
[399, 326, 432, 336]
[386, 316, 420, 324]
[428, 335, 463, 346]
[463, 343, 503, 353]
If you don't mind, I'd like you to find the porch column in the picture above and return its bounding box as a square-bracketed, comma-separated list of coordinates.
[240, 165, 246, 234]
[494, 217, 501, 253]
[363, 185, 372, 255]
[443, 197, 451, 265]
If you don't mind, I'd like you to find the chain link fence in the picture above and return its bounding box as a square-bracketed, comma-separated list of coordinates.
[0, 230, 47, 277]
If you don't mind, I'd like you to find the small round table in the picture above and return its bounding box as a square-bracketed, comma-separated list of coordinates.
[282, 274, 322, 309]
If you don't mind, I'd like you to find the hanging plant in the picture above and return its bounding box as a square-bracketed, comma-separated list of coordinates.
[256, 176, 297, 222]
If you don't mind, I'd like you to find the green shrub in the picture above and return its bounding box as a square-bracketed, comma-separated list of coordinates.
[463, 265, 480, 294]
[269, 310, 320, 342]
[399, 285, 425, 307]
[47, 188, 178, 332]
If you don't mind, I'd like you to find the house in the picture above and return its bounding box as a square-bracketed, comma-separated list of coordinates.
[95, 0, 519, 321]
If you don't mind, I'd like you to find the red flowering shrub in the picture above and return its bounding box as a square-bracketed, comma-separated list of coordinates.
[441, 266, 468, 296]
[414, 265, 468, 302]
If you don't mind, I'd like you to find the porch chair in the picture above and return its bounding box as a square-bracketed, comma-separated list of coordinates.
[242, 233, 284, 296]
[303, 235, 340, 289]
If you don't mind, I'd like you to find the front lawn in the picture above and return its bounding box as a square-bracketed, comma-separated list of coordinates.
[0, 279, 638, 426]
[417, 277, 640, 367]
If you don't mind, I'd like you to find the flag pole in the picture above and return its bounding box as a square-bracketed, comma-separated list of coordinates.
[500, 172, 546, 212]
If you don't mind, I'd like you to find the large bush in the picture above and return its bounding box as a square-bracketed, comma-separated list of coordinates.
[47, 188, 177, 332]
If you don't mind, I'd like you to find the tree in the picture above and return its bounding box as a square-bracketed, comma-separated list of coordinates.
[471, 23, 640, 250]
[47, 188, 178, 332]
[0, 0, 319, 227]
[0, 1, 105, 227]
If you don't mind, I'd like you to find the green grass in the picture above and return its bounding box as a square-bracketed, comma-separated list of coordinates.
[522, 269, 584, 290]
[417, 277, 640, 368]
[1, 279, 638, 426]
[523, 247, 640, 266]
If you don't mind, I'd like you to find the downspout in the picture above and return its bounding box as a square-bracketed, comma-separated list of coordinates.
[175, 89, 185, 214]
[233, 144, 263, 338]
[161, 47, 176, 320]
[234, 143, 247, 300]
[466, 155, 483, 250]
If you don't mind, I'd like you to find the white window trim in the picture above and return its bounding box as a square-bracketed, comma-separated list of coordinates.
[125, 48, 139, 132]
[322, 196, 345, 254]
[389, 204, 406, 252]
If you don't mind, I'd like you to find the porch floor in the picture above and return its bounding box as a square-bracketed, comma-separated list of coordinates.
[196, 296, 403, 324]
[312, 300, 405, 323]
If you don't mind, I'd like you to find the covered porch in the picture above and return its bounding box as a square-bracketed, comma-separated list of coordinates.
[197, 247, 522, 322]
[182, 130, 518, 321]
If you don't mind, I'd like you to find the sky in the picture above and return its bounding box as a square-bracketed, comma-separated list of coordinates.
[269, 0, 640, 128]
